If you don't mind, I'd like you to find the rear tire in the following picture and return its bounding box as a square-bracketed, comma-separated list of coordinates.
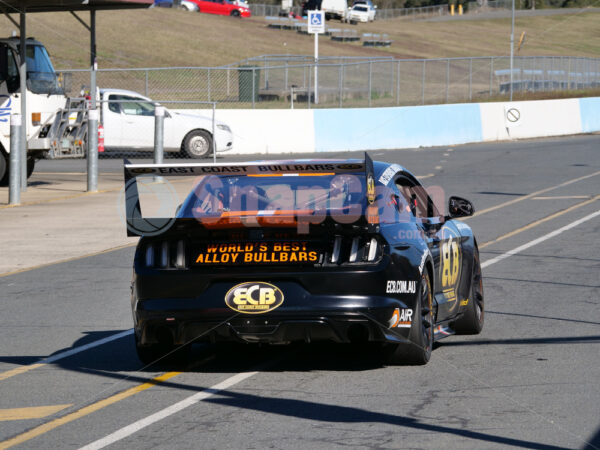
[27, 157, 35, 179]
[0, 153, 36, 186]
[453, 245, 484, 334]
[385, 271, 434, 365]
[182, 130, 213, 159]
[0, 150, 7, 186]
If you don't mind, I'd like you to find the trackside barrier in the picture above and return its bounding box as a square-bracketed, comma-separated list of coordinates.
[178, 96, 600, 155]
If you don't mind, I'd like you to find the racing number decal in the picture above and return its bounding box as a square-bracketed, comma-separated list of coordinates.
[439, 230, 462, 309]
[441, 237, 460, 288]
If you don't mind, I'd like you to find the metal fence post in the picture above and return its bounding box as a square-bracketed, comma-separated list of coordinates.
[490, 57, 494, 96]
[567, 56, 571, 90]
[207, 68, 211, 102]
[445, 58, 450, 103]
[265, 64, 269, 90]
[87, 109, 98, 193]
[339, 64, 343, 108]
[154, 106, 164, 168]
[212, 103, 217, 164]
[252, 67, 256, 109]
[9, 114, 21, 205]
[308, 63, 312, 109]
[285, 62, 289, 90]
[226, 68, 230, 97]
[396, 60, 400, 106]
[368, 61, 372, 107]
[469, 58, 473, 101]
[421, 60, 426, 105]
[145, 70, 149, 97]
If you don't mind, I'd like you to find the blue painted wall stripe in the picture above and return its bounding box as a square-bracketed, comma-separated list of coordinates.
[579, 97, 600, 133]
[313, 104, 483, 152]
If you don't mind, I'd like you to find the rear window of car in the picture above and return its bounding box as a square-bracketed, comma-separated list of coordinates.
[178, 174, 367, 218]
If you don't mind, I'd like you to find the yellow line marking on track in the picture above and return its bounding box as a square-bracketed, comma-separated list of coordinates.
[480, 194, 600, 249]
[0, 364, 46, 382]
[533, 195, 591, 200]
[0, 243, 137, 278]
[472, 170, 600, 218]
[416, 173, 435, 180]
[0, 405, 72, 422]
[0, 371, 181, 450]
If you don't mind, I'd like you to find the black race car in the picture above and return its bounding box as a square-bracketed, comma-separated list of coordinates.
[124, 154, 483, 365]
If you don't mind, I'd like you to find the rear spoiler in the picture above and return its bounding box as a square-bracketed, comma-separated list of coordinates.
[123, 154, 378, 237]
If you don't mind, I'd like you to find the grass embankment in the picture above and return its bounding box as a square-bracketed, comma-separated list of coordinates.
[3, 8, 598, 68]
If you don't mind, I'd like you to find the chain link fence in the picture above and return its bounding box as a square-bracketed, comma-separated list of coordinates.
[59, 55, 600, 111]
[249, 1, 509, 19]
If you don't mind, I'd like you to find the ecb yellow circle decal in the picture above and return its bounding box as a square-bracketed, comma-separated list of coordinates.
[225, 282, 284, 314]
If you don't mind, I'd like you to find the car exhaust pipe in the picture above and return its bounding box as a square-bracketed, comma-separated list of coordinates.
[155, 326, 174, 347]
[347, 324, 369, 343]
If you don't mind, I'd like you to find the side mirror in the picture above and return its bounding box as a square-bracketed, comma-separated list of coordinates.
[447, 196, 474, 219]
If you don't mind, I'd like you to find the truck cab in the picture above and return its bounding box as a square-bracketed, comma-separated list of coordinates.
[0, 37, 68, 185]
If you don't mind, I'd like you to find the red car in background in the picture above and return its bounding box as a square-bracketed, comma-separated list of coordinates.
[188, 0, 251, 16]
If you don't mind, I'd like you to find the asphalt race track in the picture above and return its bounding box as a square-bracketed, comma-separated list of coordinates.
[1, 135, 599, 449]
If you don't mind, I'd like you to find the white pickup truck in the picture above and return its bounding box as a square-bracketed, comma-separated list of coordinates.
[100, 89, 233, 158]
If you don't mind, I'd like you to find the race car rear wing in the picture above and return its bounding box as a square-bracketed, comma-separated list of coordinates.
[123, 154, 378, 237]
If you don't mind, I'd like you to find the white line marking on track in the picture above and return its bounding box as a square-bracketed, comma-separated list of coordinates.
[481, 209, 600, 269]
[0, 330, 133, 382]
[41, 330, 133, 364]
[79, 371, 259, 450]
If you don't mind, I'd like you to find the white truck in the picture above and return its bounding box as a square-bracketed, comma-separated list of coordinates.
[0, 37, 75, 186]
[321, 0, 348, 20]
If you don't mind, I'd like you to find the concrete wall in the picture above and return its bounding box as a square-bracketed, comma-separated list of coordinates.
[179, 96, 600, 155]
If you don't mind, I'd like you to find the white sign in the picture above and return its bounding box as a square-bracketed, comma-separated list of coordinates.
[504, 105, 522, 128]
[308, 10, 325, 34]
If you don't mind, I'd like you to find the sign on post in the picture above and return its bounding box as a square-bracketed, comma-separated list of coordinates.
[308, 10, 325, 34]
[308, 10, 325, 104]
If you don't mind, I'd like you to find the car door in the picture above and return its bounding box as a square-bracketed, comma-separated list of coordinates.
[395, 173, 463, 322]
[118, 94, 155, 150]
[103, 94, 124, 149]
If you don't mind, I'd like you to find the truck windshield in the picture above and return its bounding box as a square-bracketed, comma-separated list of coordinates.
[20, 44, 64, 95]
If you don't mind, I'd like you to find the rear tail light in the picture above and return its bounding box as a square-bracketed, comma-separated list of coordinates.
[329, 235, 382, 265]
[331, 236, 342, 264]
[144, 240, 187, 269]
[145, 244, 154, 267]
[367, 237, 378, 261]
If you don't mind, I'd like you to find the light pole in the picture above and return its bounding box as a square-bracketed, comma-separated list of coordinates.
[510, 0, 515, 102]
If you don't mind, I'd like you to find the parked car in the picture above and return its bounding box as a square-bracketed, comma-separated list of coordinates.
[348, 4, 370, 22]
[351, 0, 376, 20]
[100, 89, 233, 158]
[153, 0, 199, 11]
[187, 0, 251, 17]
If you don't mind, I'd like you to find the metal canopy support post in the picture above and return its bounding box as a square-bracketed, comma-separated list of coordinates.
[87, 9, 98, 192]
[19, 11, 27, 192]
[9, 115, 21, 205]
[154, 106, 164, 178]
